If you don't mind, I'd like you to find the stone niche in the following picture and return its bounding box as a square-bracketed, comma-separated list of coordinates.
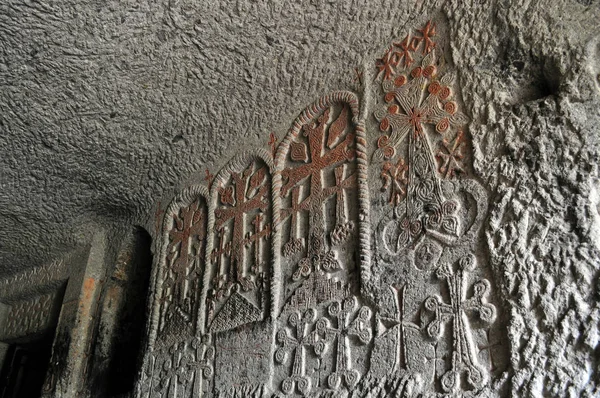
[137, 19, 513, 398]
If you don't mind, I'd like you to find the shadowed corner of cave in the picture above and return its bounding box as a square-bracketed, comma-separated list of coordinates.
[0, 283, 67, 398]
[0, 329, 56, 398]
[92, 226, 153, 398]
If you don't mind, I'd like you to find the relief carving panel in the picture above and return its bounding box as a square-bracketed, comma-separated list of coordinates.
[365, 20, 508, 397]
[0, 291, 59, 341]
[141, 186, 214, 398]
[137, 18, 508, 398]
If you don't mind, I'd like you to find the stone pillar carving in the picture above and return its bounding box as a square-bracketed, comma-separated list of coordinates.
[42, 232, 108, 398]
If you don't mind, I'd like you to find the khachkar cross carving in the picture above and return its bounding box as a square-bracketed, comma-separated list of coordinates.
[205, 159, 272, 332]
[245, 212, 271, 275]
[378, 284, 419, 374]
[280, 104, 357, 280]
[153, 341, 188, 397]
[213, 162, 269, 291]
[210, 226, 232, 301]
[316, 296, 372, 390]
[424, 255, 497, 393]
[188, 336, 215, 396]
[275, 309, 321, 395]
[373, 20, 468, 252]
[141, 337, 214, 398]
[160, 197, 207, 337]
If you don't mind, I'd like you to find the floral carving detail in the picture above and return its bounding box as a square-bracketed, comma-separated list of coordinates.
[279, 104, 357, 281]
[373, 53, 468, 164]
[372, 21, 472, 253]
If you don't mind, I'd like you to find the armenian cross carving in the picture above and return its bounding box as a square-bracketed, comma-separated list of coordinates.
[275, 309, 321, 395]
[377, 285, 419, 374]
[374, 50, 465, 252]
[316, 297, 372, 390]
[152, 186, 209, 350]
[188, 337, 215, 395]
[277, 95, 360, 283]
[204, 155, 273, 333]
[136, 19, 507, 398]
[424, 255, 497, 393]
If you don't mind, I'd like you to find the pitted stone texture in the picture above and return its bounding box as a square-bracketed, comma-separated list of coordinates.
[0, 1, 599, 397]
[0, 0, 440, 274]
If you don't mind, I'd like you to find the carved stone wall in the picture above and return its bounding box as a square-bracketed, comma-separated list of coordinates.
[133, 18, 534, 397]
[0, 2, 598, 398]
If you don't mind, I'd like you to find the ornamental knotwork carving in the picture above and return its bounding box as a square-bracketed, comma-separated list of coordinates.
[372, 21, 487, 257]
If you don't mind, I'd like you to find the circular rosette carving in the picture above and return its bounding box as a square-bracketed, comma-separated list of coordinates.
[281, 378, 294, 394]
[441, 369, 460, 393]
[296, 376, 311, 394]
[414, 239, 442, 271]
[274, 346, 286, 364]
[327, 372, 342, 390]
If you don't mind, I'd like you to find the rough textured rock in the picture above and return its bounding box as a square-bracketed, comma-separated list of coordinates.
[0, 0, 599, 397]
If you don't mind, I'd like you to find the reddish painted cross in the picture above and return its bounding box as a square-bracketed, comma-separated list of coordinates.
[282, 186, 304, 256]
[414, 20, 436, 54]
[393, 34, 417, 68]
[214, 163, 269, 286]
[281, 106, 356, 277]
[244, 212, 271, 276]
[210, 227, 232, 297]
[166, 200, 206, 303]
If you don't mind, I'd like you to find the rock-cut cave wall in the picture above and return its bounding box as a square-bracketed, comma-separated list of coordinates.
[0, 1, 599, 398]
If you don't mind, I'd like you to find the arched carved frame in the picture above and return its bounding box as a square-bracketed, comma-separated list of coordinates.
[199, 148, 279, 334]
[273, 91, 371, 310]
[147, 184, 210, 351]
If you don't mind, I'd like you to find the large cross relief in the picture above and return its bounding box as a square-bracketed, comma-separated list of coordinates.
[153, 186, 209, 347]
[201, 151, 276, 334]
[367, 20, 507, 396]
[274, 92, 367, 299]
[136, 18, 510, 398]
[272, 92, 373, 396]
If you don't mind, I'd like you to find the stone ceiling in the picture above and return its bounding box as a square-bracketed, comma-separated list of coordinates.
[0, 0, 598, 275]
